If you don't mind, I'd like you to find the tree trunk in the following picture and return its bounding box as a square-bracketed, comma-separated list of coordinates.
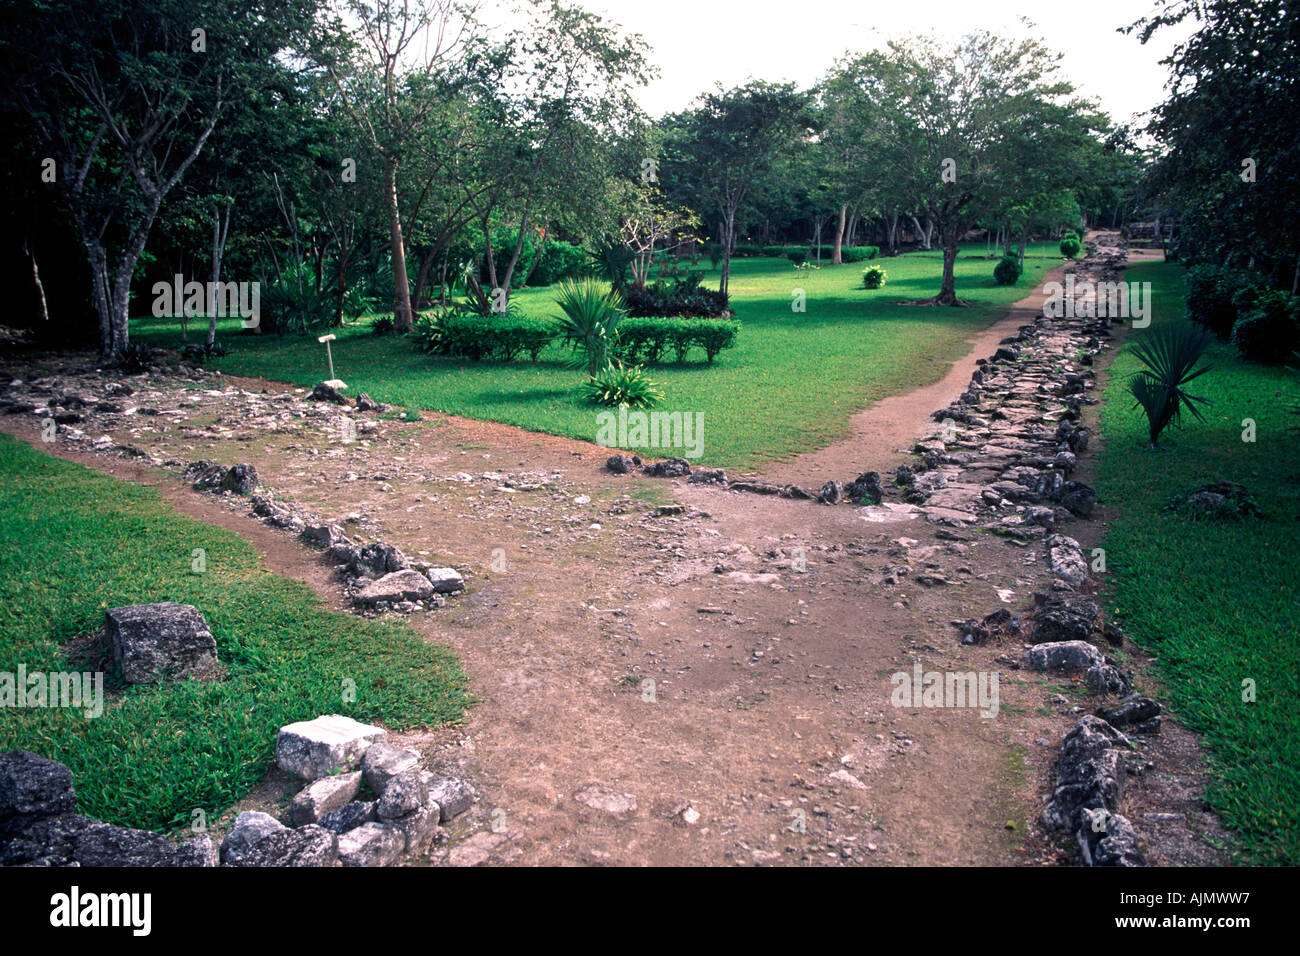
[719, 209, 736, 297]
[25, 239, 48, 323]
[832, 204, 847, 265]
[888, 212, 899, 254]
[383, 156, 413, 330]
[208, 199, 233, 347]
[934, 237, 959, 304]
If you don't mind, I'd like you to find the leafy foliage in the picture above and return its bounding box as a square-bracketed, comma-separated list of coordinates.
[582, 362, 664, 408]
[623, 273, 729, 317]
[614, 317, 741, 364]
[555, 278, 627, 374]
[1059, 234, 1083, 258]
[1127, 324, 1214, 446]
[861, 265, 888, 289]
[1231, 290, 1300, 363]
[993, 255, 1024, 285]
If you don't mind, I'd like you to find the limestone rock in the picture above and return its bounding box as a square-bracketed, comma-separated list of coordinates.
[105, 603, 218, 684]
[275, 714, 386, 780]
[289, 771, 362, 826]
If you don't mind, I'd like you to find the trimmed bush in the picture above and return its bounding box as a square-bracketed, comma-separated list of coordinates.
[1231, 290, 1300, 363]
[731, 243, 763, 258]
[1059, 235, 1083, 259]
[613, 316, 741, 364]
[862, 265, 888, 289]
[993, 255, 1023, 285]
[840, 245, 880, 262]
[414, 309, 559, 361]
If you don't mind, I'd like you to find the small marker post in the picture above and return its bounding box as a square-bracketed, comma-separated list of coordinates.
[317, 334, 346, 390]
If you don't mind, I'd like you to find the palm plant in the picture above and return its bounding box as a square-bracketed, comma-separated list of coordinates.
[555, 278, 626, 375]
[1127, 324, 1214, 447]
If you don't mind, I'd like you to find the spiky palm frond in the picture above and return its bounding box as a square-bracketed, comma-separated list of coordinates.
[555, 278, 626, 376]
[1127, 324, 1214, 446]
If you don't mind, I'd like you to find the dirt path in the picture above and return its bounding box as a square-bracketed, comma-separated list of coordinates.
[0, 236, 1229, 866]
[763, 264, 1071, 487]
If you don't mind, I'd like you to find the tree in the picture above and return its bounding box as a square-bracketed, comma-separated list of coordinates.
[842, 33, 1097, 304]
[661, 82, 815, 296]
[0, 0, 318, 360]
[1130, 0, 1300, 290]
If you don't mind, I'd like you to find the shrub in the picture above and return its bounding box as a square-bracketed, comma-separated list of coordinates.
[1059, 235, 1083, 259]
[862, 265, 888, 289]
[1231, 290, 1300, 363]
[583, 362, 664, 408]
[705, 242, 724, 270]
[180, 342, 231, 364]
[413, 306, 558, 362]
[341, 286, 375, 320]
[555, 278, 626, 374]
[590, 241, 635, 286]
[371, 314, 395, 336]
[994, 255, 1023, 285]
[529, 240, 586, 286]
[1127, 324, 1214, 446]
[624, 273, 728, 318]
[840, 245, 880, 262]
[613, 317, 741, 364]
[731, 243, 763, 258]
[1184, 264, 1243, 338]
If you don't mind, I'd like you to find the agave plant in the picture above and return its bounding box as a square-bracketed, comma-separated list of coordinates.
[555, 278, 626, 375]
[1127, 324, 1214, 447]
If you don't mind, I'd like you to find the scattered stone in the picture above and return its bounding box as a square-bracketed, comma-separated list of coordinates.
[1024, 640, 1104, 672]
[425, 567, 465, 593]
[289, 771, 362, 826]
[221, 463, 259, 495]
[1086, 662, 1131, 697]
[338, 822, 406, 867]
[354, 569, 436, 607]
[817, 480, 844, 505]
[309, 382, 347, 405]
[319, 800, 378, 835]
[605, 453, 641, 474]
[276, 715, 387, 780]
[425, 776, 474, 822]
[688, 468, 727, 485]
[1097, 695, 1163, 732]
[300, 523, 349, 550]
[105, 602, 219, 684]
[643, 457, 691, 478]
[1031, 591, 1100, 644]
[377, 770, 428, 821]
[1047, 533, 1089, 586]
[387, 803, 440, 856]
[0, 750, 77, 836]
[846, 471, 884, 505]
[223, 823, 340, 867]
[574, 785, 637, 816]
[362, 743, 423, 794]
[220, 811, 287, 863]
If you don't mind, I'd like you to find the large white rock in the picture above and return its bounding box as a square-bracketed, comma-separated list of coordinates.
[276, 715, 387, 780]
[354, 570, 436, 606]
[425, 568, 465, 593]
[361, 743, 421, 794]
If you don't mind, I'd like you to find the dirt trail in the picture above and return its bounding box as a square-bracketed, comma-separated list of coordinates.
[0, 236, 1228, 866]
[764, 264, 1070, 487]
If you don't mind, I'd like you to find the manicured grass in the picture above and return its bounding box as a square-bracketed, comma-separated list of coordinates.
[1094, 260, 1300, 864]
[0, 434, 470, 832]
[133, 244, 1059, 470]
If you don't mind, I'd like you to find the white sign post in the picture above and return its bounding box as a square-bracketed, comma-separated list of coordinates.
[317, 334, 346, 389]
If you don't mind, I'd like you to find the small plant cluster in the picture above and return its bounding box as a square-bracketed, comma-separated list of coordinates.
[1059, 231, 1083, 259]
[1185, 263, 1300, 364]
[180, 341, 232, 364]
[1164, 481, 1264, 520]
[371, 314, 395, 335]
[582, 361, 665, 408]
[993, 255, 1023, 285]
[862, 265, 888, 289]
[624, 272, 729, 318]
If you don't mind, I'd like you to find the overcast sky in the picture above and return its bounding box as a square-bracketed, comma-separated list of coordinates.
[493, 0, 1196, 127]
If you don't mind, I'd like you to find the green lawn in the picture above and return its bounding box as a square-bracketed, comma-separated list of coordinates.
[133, 244, 1060, 470]
[0, 433, 470, 833]
[1094, 260, 1300, 864]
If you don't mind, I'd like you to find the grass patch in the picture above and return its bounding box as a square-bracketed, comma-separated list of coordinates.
[1094, 260, 1300, 864]
[133, 243, 1058, 470]
[0, 433, 470, 833]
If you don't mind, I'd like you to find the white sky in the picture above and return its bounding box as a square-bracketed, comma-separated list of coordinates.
[487, 0, 1196, 127]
